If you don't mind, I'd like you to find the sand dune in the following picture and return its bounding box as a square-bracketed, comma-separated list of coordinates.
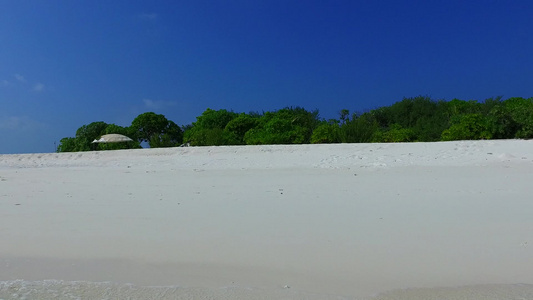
[1, 140, 532, 299]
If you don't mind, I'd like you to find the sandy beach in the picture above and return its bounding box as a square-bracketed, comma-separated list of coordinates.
[1, 140, 533, 299]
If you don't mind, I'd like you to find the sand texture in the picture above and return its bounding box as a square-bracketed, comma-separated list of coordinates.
[1, 140, 532, 299]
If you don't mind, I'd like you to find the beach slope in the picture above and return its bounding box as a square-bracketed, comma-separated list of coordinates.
[1, 140, 532, 299]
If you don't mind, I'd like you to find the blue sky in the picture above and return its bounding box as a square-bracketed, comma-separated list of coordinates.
[1, 0, 532, 153]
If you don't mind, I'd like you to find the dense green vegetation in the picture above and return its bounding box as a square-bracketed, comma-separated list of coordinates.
[57, 112, 181, 152]
[57, 96, 533, 152]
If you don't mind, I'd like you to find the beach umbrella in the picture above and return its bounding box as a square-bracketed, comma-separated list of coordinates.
[92, 134, 134, 143]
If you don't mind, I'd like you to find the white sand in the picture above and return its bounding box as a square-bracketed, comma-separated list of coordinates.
[1, 140, 533, 299]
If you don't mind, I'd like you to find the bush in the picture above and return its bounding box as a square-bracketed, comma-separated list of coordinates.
[339, 113, 379, 143]
[504, 97, 533, 139]
[224, 113, 259, 144]
[243, 107, 320, 144]
[311, 122, 341, 144]
[441, 114, 492, 141]
[131, 112, 183, 147]
[373, 124, 416, 142]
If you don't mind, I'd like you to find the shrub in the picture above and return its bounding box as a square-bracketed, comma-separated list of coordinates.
[311, 122, 341, 144]
[339, 113, 379, 143]
[441, 114, 492, 141]
[373, 124, 416, 142]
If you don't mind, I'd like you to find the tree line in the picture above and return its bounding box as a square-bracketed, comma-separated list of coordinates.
[57, 96, 533, 152]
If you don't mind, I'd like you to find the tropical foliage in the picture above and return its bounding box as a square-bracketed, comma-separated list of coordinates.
[57, 121, 141, 152]
[57, 96, 533, 152]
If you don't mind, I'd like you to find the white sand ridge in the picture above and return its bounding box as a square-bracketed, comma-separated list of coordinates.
[1, 140, 532, 299]
[1, 140, 531, 170]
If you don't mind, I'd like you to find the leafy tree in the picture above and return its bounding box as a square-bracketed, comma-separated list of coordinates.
[56, 121, 110, 152]
[311, 121, 341, 144]
[487, 102, 519, 139]
[482, 96, 504, 114]
[131, 112, 183, 147]
[57, 122, 142, 152]
[441, 114, 492, 141]
[339, 113, 379, 143]
[244, 115, 303, 144]
[74, 121, 108, 151]
[373, 124, 416, 143]
[370, 96, 448, 141]
[56, 137, 78, 152]
[57, 95, 533, 151]
[244, 107, 320, 145]
[193, 108, 238, 130]
[131, 112, 167, 143]
[387, 98, 419, 128]
[104, 123, 133, 136]
[446, 99, 483, 116]
[339, 109, 350, 125]
[482, 97, 533, 139]
[98, 124, 141, 150]
[161, 120, 184, 146]
[409, 100, 450, 141]
[183, 108, 239, 146]
[224, 113, 259, 144]
[149, 122, 182, 147]
[370, 106, 393, 128]
[503, 97, 533, 138]
[184, 127, 235, 146]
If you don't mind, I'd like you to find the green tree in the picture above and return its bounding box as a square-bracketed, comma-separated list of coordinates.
[339, 113, 379, 143]
[244, 107, 320, 145]
[148, 122, 183, 147]
[339, 109, 350, 125]
[311, 121, 341, 144]
[503, 97, 533, 138]
[441, 114, 492, 141]
[244, 115, 299, 144]
[74, 121, 109, 151]
[57, 95, 533, 151]
[487, 101, 518, 139]
[183, 108, 239, 146]
[98, 124, 141, 150]
[482, 96, 504, 114]
[373, 124, 416, 143]
[224, 113, 259, 144]
[193, 108, 238, 130]
[185, 127, 234, 146]
[446, 99, 483, 116]
[130, 112, 183, 147]
[413, 99, 450, 141]
[56, 137, 78, 152]
[57, 122, 142, 152]
[370, 96, 448, 141]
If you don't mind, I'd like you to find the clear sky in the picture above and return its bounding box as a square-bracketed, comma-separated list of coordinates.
[1, 0, 532, 154]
